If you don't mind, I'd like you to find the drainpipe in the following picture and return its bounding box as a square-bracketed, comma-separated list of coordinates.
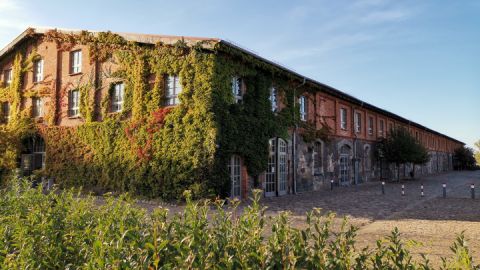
[292, 77, 306, 194]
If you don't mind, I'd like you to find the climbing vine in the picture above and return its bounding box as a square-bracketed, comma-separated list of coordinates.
[0, 30, 331, 198]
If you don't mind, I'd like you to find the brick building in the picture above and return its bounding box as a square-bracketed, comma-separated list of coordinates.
[0, 28, 464, 198]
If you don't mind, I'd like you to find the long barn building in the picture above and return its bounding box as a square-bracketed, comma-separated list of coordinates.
[0, 28, 464, 198]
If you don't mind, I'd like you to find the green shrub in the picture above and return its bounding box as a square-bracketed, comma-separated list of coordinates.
[0, 179, 478, 269]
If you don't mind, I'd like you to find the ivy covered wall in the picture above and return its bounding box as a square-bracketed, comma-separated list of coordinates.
[0, 30, 311, 199]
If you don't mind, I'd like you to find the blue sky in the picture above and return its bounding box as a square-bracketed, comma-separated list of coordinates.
[0, 0, 478, 148]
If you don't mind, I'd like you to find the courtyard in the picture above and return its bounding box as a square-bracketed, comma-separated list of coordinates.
[261, 170, 480, 264]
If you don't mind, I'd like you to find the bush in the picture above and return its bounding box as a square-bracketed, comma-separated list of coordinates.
[0, 179, 478, 269]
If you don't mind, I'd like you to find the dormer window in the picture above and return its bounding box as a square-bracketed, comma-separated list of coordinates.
[299, 95, 307, 121]
[3, 69, 12, 87]
[165, 75, 182, 106]
[231, 76, 243, 103]
[269, 86, 278, 112]
[33, 59, 44, 82]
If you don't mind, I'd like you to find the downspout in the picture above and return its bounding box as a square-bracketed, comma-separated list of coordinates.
[292, 77, 306, 194]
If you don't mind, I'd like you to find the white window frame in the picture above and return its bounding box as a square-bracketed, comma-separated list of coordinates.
[270, 86, 278, 112]
[70, 50, 82, 74]
[299, 95, 307, 121]
[4, 69, 12, 86]
[111, 83, 125, 112]
[340, 108, 347, 130]
[32, 97, 44, 118]
[354, 112, 361, 133]
[33, 59, 44, 83]
[368, 116, 374, 135]
[228, 155, 242, 198]
[231, 76, 243, 103]
[68, 89, 80, 117]
[165, 75, 182, 106]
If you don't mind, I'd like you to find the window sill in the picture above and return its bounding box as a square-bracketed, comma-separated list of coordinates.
[68, 115, 81, 119]
[69, 72, 82, 76]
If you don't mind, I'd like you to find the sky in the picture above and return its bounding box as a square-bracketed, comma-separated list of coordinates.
[0, 0, 479, 148]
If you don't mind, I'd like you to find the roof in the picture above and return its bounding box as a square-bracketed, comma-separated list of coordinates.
[0, 27, 464, 145]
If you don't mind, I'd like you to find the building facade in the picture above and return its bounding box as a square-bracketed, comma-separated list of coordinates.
[0, 28, 464, 199]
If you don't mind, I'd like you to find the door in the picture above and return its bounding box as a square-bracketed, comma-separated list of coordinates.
[228, 155, 242, 198]
[277, 139, 287, 196]
[265, 139, 276, 197]
[339, 154, 349, 185]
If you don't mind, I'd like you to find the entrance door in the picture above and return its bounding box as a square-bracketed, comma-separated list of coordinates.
[277, 139, 287, 196]
[339, 154, 349, 185]
[265, 139, 276, 197]
[228, 155, 241, 198]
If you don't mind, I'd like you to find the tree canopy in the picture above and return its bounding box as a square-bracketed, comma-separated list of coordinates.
[376, 127, 430, 180]
[454, 146, 476, 170]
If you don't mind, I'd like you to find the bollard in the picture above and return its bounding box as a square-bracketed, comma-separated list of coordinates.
[471, 184, 475, 199]
[421, 183, 424, 197]
[443, 183, 446, 198]
[382, 181, 385, 195]
[401, 184, 405, 196]
[330, 180, 334, 191]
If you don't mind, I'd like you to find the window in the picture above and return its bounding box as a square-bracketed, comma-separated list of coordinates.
[415, 131, 419, 141]
[269, 86, 278, 112]
[32, 97, 44, 118]
[231, 76, 243, 103]
[389, 123, 394, 133]
[3, 69, 12, 87]
[368, 117, 374, 135]
[340, 108, 347, 130]
[111, 83, 125, 112]
[68, 89, 80, 117]
[379, 120, 384, 137]
[354, 112, 361, 133]
[33, 59, 44, 82]
[165, 75, 182, 106]
[228, 155, 241, 198]
[70, 50, 82, 74]
[299, 95, 307, 121]
[1, 102, 10, 122]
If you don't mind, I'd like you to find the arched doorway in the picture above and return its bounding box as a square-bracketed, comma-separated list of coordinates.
[265, 138, 288, 197]
[20, 134, 46, 176]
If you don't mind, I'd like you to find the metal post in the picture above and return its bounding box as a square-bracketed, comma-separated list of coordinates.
[330, 180, 334, 191]
[471, 184, 475, 199]
[401, 184, 405, 196]
[443, 183, 446, 198]
[381, 181, 385, 195]
[421, 183, 424, 197]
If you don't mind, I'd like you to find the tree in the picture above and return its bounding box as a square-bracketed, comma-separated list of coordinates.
[453, 146, 476, 170]
[475, 140, 480, 166]
[376, 127, 430, 181]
